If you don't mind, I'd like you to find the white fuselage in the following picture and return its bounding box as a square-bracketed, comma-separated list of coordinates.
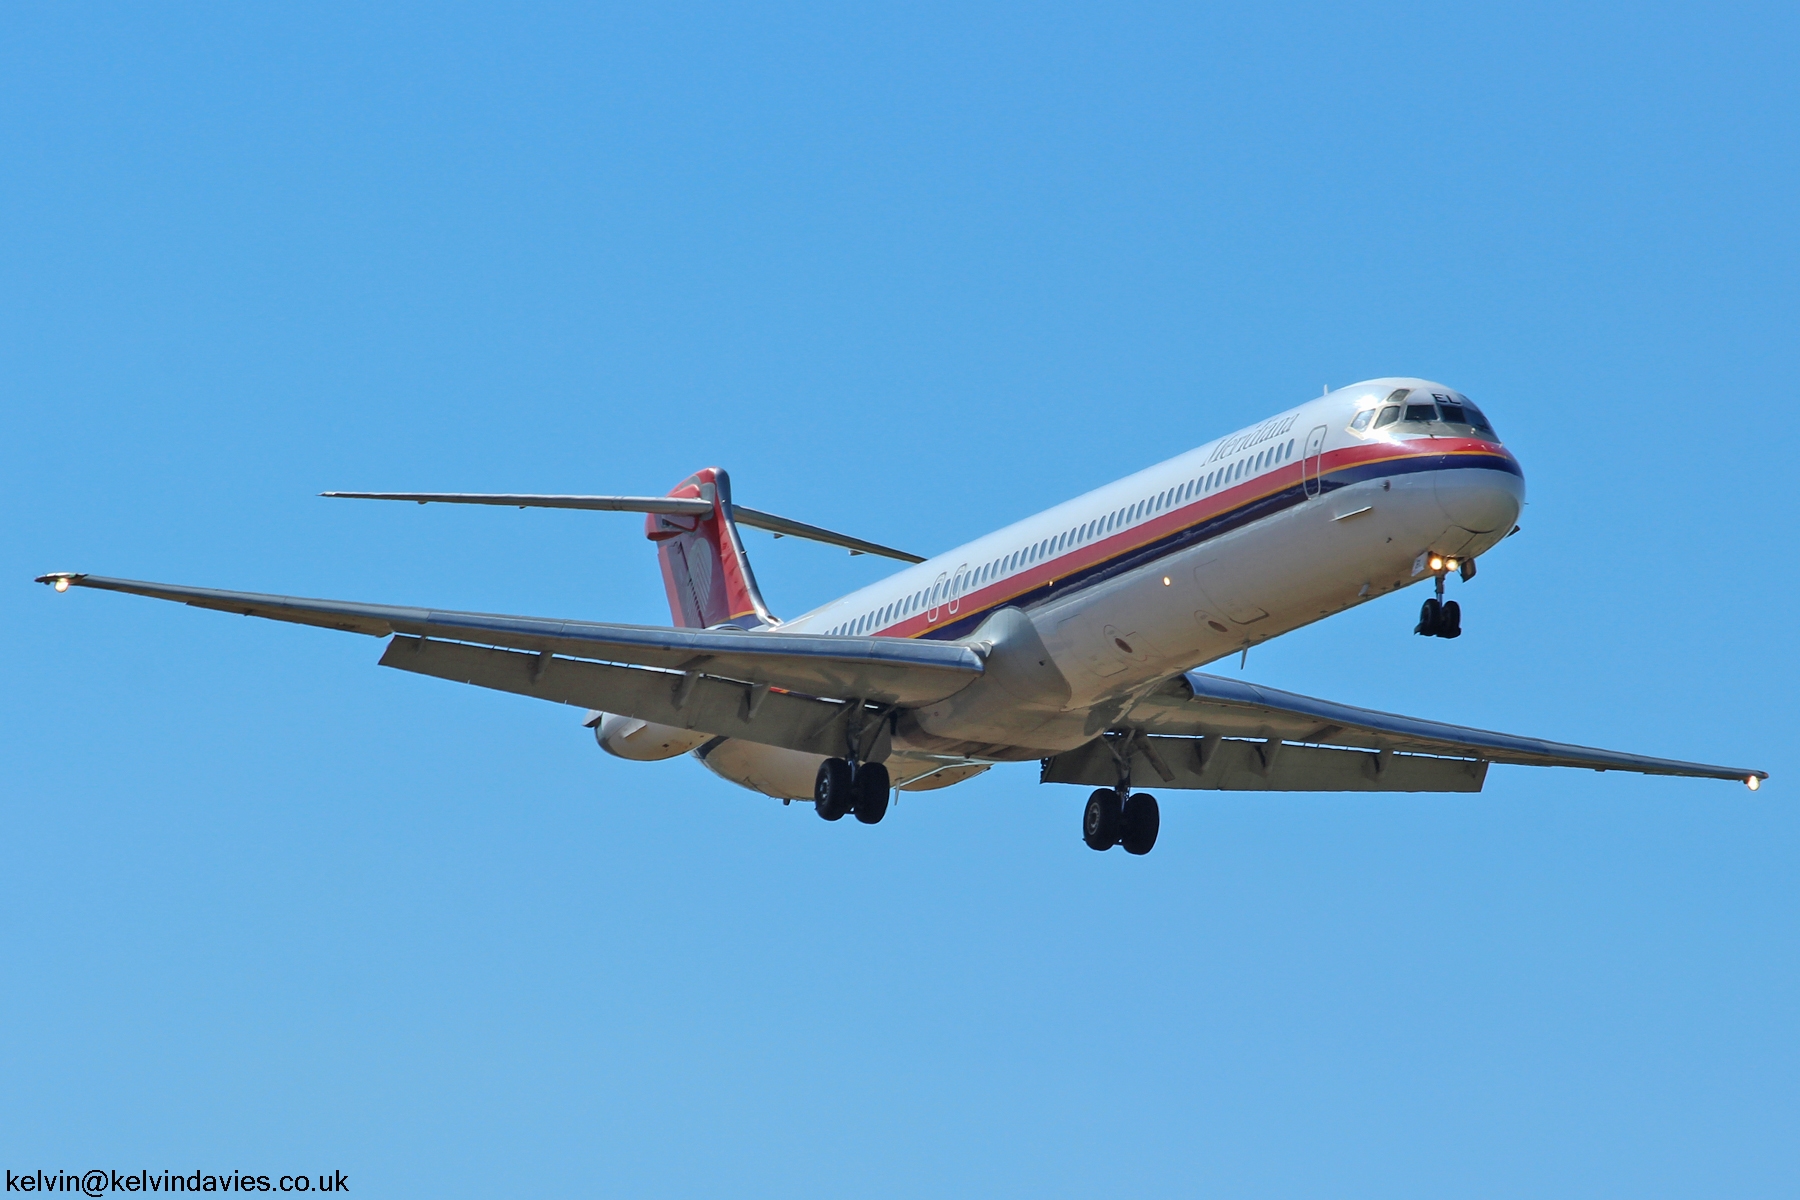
[694, 378, 1526, 799]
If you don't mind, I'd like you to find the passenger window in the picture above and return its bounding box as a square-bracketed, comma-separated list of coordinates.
[1351, 409, 1374, 431]
[1375, 406, 1400, 428]
[1404, 403, 1437, 422]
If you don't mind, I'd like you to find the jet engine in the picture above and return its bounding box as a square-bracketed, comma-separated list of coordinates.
[591, 712, 711, 761]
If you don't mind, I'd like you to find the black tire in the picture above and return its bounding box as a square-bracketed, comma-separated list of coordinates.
[1416, 597, 1440, 636]
[814, 757, 853, 821]
[1121, 792, 1161, 855]
[852, 761, 891, 824]
[1083, 788, 1122, 851]
[1439, 600, 1462, 639]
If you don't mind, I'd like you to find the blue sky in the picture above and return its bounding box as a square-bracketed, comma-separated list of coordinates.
[4, 3, 1796, 1196]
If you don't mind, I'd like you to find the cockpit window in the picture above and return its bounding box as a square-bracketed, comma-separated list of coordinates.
[1437, 401, 1467, 423]
[1386, 388, 1411, 404]
[1462, 400, 1496, 435]
[1404, 402, 1437, 422]
[1374, 405, 1400, 428]
[1350, 409, 1374, 431]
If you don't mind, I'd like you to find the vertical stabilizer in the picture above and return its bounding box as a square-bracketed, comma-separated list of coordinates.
[646, 468, 777, 629]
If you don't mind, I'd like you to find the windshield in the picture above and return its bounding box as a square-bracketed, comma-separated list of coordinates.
[1383, 391, 1498, 438]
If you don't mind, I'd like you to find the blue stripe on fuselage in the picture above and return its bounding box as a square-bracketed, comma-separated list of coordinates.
[912, 448, 1518, 641]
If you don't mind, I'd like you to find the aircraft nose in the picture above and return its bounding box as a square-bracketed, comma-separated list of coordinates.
[1435, 468, 1525, 533]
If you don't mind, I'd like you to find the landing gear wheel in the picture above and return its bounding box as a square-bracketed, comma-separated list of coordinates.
[1121, 793, 1160, 855]
[814, 757, 853, 821]
[1439, 599, 1461, 639]
[852, 761, 890, 824]
[1416, 597, 1441, 636]
[1083, 788, 1122, 851]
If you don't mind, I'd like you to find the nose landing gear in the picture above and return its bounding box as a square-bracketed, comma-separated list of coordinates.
[1414, 557, 1466, 639]
[1416, 595, 1461, 638]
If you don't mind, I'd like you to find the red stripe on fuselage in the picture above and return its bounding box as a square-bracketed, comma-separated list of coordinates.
[859, 435, 1512, 639]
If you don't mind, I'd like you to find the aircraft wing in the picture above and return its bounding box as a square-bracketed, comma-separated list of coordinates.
[34, 573, 981, 706]
[1048, 670, 1766, 790]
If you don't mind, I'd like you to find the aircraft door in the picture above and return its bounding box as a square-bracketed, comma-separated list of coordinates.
[1303, 425, 1328, 498]
[948, 564, 969, 615]
[926, 571, 949, 623]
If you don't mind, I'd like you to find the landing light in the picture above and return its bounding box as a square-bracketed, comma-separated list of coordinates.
[54, 578, 69, 592]
[1428, 555, 1445, 571]
[1747, 775, 1761, 792]
[1445, 558, 1460, 572]
[1162, 576, 1171, 586]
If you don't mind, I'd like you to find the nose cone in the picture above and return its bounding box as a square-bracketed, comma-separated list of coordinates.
[1435, 467, 1525, 533]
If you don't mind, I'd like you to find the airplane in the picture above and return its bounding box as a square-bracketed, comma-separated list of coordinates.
[37, 377, 1767, 854]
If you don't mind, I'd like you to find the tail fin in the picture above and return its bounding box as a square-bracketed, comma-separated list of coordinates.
[646, 468, 777, 629]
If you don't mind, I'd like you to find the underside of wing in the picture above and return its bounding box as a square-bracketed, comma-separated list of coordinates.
[1060, 670, 1767, 790]
[35, 573, 982, 707]
[380, 636, 897, 762]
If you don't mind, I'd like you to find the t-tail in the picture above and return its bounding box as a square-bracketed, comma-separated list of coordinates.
[318, 473, 924, 633]
[646, 468, 776, 629]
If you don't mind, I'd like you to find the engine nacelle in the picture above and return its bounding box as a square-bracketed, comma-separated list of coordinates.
[591, 712, 711, 761]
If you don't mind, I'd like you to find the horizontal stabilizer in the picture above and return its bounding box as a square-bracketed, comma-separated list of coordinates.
[321, 491, 925, 563]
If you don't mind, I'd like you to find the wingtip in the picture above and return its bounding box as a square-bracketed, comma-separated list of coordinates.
[35, 572, 84, 591]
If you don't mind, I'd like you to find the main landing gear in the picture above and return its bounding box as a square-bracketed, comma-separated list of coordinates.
[1083, 787, 1159, 855]
[814, 757, 891, 825]
[1414, 557, 1465, 639]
